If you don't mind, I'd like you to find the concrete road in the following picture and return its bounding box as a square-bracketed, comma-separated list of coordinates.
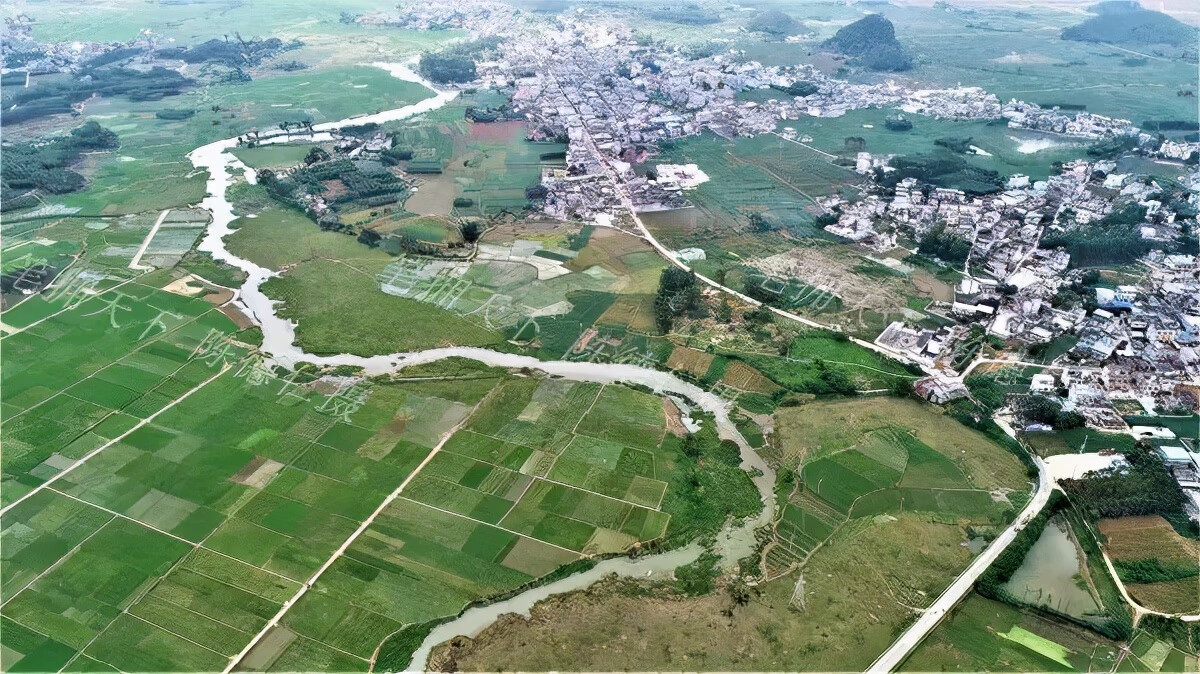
[866, 454, 1052, 672]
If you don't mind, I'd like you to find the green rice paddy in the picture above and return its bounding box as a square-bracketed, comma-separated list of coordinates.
[1, 288, 755, 671]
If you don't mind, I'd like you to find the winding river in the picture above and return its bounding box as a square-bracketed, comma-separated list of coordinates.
[187, 61, 776, 672]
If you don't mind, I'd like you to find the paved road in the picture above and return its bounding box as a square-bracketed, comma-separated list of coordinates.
[866, 453, 1052, 672]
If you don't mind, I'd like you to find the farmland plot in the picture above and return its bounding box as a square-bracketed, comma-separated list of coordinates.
[264, 375, 741, 670]
[766, 398, 1026, 575]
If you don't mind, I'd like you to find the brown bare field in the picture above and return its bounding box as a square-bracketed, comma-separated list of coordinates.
[230, 456, 285, 488]
[750, 245, 909, 315]
[663, 397, 687, 438]
[402, 175, 458, 216]
[321, 178, 349, 200]
[722, 361, 779, 394]
[910, 269, 955, 302]
[1100, 516, 1199, 614]
[567, 228, 664, 293]
[666, 346, 714, 378]
[468, 120, 525, 143]
[499, 537, 579, 577]
[218, 304, 255, 329]
[1099, 516, 1200, 566]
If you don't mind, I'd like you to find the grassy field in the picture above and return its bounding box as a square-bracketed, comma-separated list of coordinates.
[762, 396, 1029, 576]
[428, 513, 985, 671]
[879, 4, 1199, 125]
[1025, 427, 1139, 457]
[322, 225, 668, 361]
[261, 376, 758, 670]
[230, 144, 318, 171]
[772, 397, 1029, 491]
[16, 0, 460, 50]
[2, 351, 486, 670]
[745, 330, 916, 391]
[226, 185, 393, 271]
[648, 131, 857, 241]
[32, 66, 435, 217]
[776, 110, 1092, 182]
[0, 277, 243, 506]
[3, 285, 760, 672]
[472, 392, 1040, 669]
[263, 258, 502, 356]
[1122, 415, 1200, 442]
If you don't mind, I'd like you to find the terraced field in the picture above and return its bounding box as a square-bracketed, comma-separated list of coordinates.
[765, 397, 1028, 575]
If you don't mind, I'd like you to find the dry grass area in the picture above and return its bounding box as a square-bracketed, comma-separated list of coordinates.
[722, 361, 779, 394]
[666, 346, 715, 378]
[1099, 516, 1199, 614]
[772, 397, 1029, 492]
[429, 514, 972, 673]
[749, 244, 910, 315]
[567, 228, 663, 293]
[909, 268, 955, 303]
[1127, 578, 1199, 615]
[1099, 516, 1199, 566]
[597, 293, 657, 331]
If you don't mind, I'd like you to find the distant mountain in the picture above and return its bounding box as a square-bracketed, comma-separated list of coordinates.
[822, 14, 913, 71]
[747, 9, 802, 37]
[1061, 1, 1197, 47]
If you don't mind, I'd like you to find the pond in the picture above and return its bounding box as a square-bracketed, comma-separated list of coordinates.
[1000, 516, 1100, 619]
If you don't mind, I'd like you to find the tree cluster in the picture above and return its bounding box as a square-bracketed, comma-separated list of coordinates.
[653, 267, 702, 334]
[821, 14, 913, 71]
[2, 121, 119, 211]
[976, 493, 1133, 640]
[157, 36, 302, 68]
[417, 37, 504, 84]
[917, 222, 971, 263]
[1019, 395, 1085, 429]
[877, 153, 1004, 195]
[1112, 557, 1200, 584]
[648, 5, 720, 26]
[747, 10, 802, 37]
[2, 66, 192, 126]
[1061, 2, 1196, 47]
[1060, 444, 1196, 536]
[1040, 203, 1156, 267]
[770, 81, 819, 97]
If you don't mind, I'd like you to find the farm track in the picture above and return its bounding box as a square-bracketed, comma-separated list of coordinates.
[223, 398, 483, 672]
[0, 364, 230, 518]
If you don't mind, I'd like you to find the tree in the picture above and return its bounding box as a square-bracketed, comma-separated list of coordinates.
[748, 212, 773, 233]
[717, 299, 733, 323]
[1021, 395, 1061, 425]
[815, 359, 857, 395]
[459, 220, 483, 244]
[357, 228, 382, 248]
[728, 578, 753, 606]
[304, 146, 330, 165]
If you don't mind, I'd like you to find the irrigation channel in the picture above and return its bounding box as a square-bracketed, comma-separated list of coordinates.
[190, 61, 777, 673]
